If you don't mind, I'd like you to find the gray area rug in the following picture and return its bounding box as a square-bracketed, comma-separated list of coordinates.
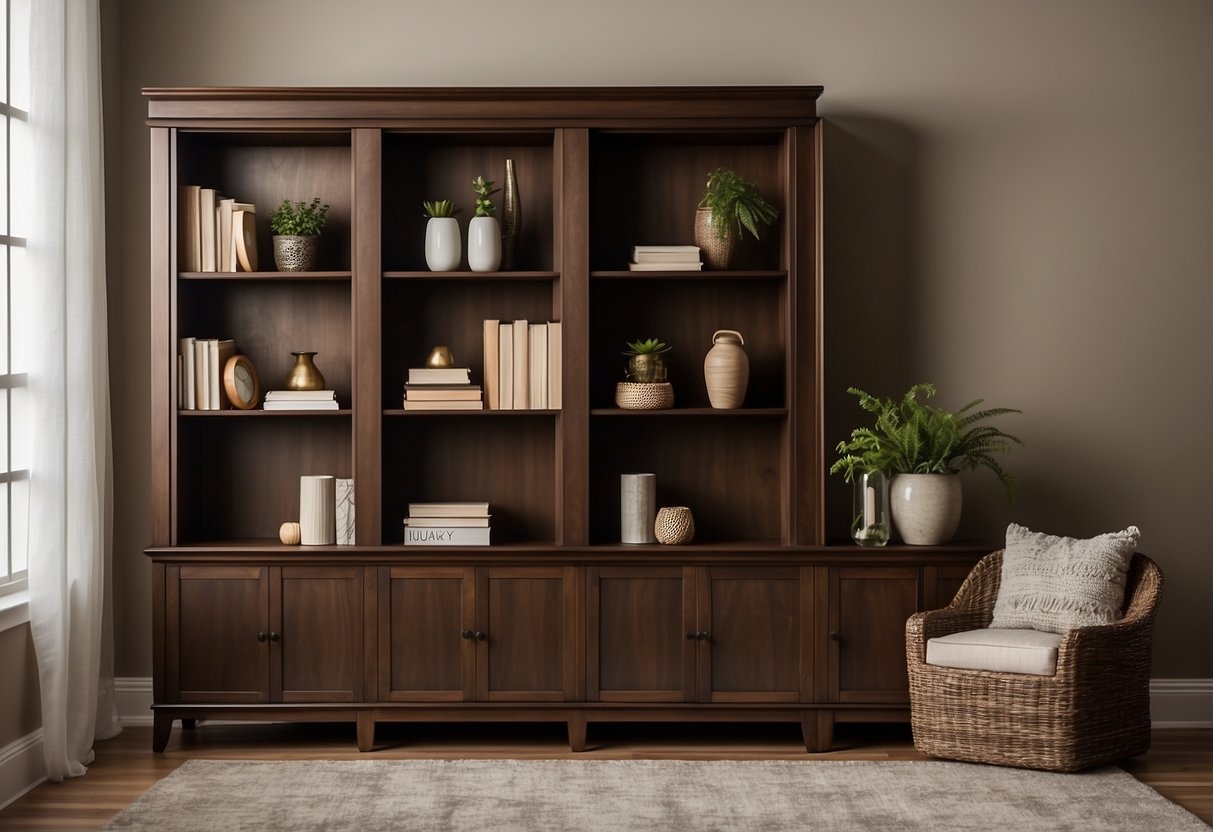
[103, 758, 1208, 831]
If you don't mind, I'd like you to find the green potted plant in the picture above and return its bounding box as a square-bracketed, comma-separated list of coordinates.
[423, 199, 462, 272]
[616, 338, 673, 409]
[694, 167, 779, 269]
[270, 197, 330, 272]
[468, 175, 501, 272]
[831, 383, 1022, 545]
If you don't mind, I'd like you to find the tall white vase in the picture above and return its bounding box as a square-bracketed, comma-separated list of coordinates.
[299, 475, 336, 545]
[467, 215, 502, 272]
[889, 473, 962, 545]
[424, 217, 461, 271]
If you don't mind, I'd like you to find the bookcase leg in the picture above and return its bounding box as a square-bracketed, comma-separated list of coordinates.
[567, 712, 588, 752]
[152, 713, 173, 753]
[181, 719, 198, 730]
[356, 712, 376, 753]
[801, 710, 835, 753]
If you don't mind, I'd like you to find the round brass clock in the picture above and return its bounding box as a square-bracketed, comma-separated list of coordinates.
[223, 354, 260, 410]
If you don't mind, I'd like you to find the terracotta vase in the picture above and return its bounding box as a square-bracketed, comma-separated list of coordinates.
[694, 207, 737, 270]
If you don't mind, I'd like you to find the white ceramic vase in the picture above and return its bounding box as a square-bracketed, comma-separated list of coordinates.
[889, 473, 962, 545]
[467, 215, 502, 272]
[299, 474, 336, 546]
[424, 217, 462, 271]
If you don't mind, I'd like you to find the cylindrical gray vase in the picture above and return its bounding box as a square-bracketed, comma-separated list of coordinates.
[620, 473, 657, 544]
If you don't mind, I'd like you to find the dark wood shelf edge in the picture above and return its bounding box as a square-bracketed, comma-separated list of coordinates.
[179, 409, 351, 416]
[590, 407, 786, 417]
[383, 270, 559, 281]
[179, 271, 352, 280]
[591, 270, 786, 280]
[384, 408, 557, 417]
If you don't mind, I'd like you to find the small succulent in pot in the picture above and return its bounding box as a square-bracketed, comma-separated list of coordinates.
[270, 197, 330, 271]
[468, 177, 503, 272]
[422, 200, 463, 271]
[623, 338, 671, 383]
[422, 199, 461, 219]
[471, 176, 500, 217]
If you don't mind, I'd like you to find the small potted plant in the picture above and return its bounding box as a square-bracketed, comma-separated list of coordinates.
[270, 197, 330, 272]
[467, 176, 501, 272]
[694, 167, 779, 269]
[616, 338, 673, 410]
[831, 383, 1022, 545]
[423, 199, 462, 272]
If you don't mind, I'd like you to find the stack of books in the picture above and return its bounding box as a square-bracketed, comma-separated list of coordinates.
[177, 337, 237, 410]
[404, 502, 491, 546]
[404, 367, 483, 410]
[262, 390, 339, 411]
[627, 245, 702, 271]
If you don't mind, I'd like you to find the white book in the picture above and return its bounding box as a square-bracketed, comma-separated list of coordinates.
[262, 400, 340, 411]
[483, 319, 500, 410]
[627, 261, 703, 271]
[194, 340, 210, 411]
[404, 516, 491, 528]
[632, 245, 701, 263]
[218, 198, 235, 272]
[407, 367, 471, 385]
[632, 245, 701, 255]
[408, 502, 490, 517]
[199, 189, 217, 272]
[512, 319, 529, 410]
[335, 478, 355, 546]
[498, 323, 514, 410]
[529, 323, 547, 410]
[547, 322, 562, 411]
[264, 389, 337, 401]
[179, 337, 196, 410]
[210, 339, 236, 410]
[404, 525, 491, 546]
[402, 400, 484, 411]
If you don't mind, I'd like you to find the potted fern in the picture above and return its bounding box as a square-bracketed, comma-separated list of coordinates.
[423, 199, 462, 272]
[831, 383, 1022, 544]
[270, 197, 329, 272]
[694, 167, 779, 269]
[467, 175, 502, 272]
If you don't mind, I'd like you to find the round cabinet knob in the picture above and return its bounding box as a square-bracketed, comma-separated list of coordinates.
[461, 629, 474, 640]
[268, 632, 281, 643]
[474, 631, 487, 642]
[829, 631, 840, 642]
[699, 632, 712, 642]
[256, 632, 268, 643]
[686, 632, 698, 640]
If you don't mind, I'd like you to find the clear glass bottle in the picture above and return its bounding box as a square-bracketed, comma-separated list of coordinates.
[852, 470, 889, 546]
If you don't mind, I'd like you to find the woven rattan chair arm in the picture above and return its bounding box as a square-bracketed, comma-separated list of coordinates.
[905, 608, 993, 663]
[945, 550, 1003, 613]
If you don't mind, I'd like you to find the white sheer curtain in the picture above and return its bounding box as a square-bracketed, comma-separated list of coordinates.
[26, 0, 121, 782]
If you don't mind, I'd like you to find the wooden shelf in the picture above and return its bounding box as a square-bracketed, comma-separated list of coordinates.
[384, 409, 557, 417]
[384, 271, 559, 281]
[179, 409, 351, 416]
[179, 271, 352, 281]
[591, 407, 786, 417]
[591, 270, 786, 280]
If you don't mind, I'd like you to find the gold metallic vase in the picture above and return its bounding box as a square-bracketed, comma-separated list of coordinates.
[286, 351, 325, 391]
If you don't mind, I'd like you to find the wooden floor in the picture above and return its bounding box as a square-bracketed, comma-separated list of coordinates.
[1, 722, 1208, 829]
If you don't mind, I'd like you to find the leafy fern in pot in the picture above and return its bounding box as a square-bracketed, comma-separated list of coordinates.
[830, 383, 1023, 498]
[699, 167, 779, 241]
[270, 197, 330, 236]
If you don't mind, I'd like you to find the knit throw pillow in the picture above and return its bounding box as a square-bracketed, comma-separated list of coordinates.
[989, 523, 1140, 634]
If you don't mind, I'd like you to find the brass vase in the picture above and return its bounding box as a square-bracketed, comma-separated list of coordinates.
[626, 353, 667, 383]
[286, 351, 325, 390]
[501, 158, 521, 270]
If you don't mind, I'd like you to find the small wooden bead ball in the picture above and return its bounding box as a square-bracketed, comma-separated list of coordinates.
[655, 506, 695, 545]
[279, 521, 301, 545]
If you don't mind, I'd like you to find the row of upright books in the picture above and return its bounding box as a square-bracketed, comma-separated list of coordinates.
[628, 245, 702, 271]
[482, 320, 562, 410]
[179, 185, 258, 272]
[403, 502, 490, 546]
[178, 337, 236, 410]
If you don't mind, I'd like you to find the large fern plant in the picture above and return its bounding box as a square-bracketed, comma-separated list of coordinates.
[830, 383, 1023, 499]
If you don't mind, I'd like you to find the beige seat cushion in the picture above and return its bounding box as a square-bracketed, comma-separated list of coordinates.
[926, 628, 1064, 676]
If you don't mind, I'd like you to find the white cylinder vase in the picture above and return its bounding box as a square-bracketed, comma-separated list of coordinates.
[467, 215, 502, 272]
[299, 474, 336, 545]
[889, 473, 962, 545]
[424, 217, 462, 271]
[620, 473, 657, 544]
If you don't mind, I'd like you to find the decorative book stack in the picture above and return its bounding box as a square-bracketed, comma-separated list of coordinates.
[263, 390, 339, 411]
[628, 245, 702, 271]
[404, 367, 483, 410]
[177, 337, 237, 410]
[404, 502, 491, 546]
[179, 185, 257, 272]
[481, 319, 562, 410]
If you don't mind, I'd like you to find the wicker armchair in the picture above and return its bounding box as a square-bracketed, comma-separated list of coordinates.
[906, 550, 1163, 772]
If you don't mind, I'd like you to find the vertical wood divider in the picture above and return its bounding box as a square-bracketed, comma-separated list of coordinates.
[149, 127, 172, 545]
[556, 128, 590, 545]
[352, 129, 382, 545]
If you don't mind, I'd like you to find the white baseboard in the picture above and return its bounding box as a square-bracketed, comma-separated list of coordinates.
[115, 676, 1213, 730]
[116, 677, 154, 727]
[0, 730, 45, 811]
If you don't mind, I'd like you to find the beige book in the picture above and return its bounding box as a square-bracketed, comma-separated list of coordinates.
[483, 319, 500, 409]
[498, 323, 514, 410]
[529, 323, 547, 410]
[199, 188, 217, 272]
[547, 321, 562, 410]
[512, 319, 529, 410]
[179, 185, 201, 272]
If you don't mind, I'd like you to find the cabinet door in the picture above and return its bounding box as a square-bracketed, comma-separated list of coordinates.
[167, 565, 269, 703]
[827, 566, 919, 704]
[378, 566, 475, 701]
[697, 567, 809, 703]
[478, 566, 579, 701]
[587, 566, 696, 702]
[275, 566, 365, 702]
[923, 564, 974, 611]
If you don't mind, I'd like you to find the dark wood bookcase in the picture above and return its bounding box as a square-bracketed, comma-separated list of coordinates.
[146, 86, 987, 753]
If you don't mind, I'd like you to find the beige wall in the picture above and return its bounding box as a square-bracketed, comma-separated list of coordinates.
[108, 0, 1212, 678]
[0, 625, 42, 747]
